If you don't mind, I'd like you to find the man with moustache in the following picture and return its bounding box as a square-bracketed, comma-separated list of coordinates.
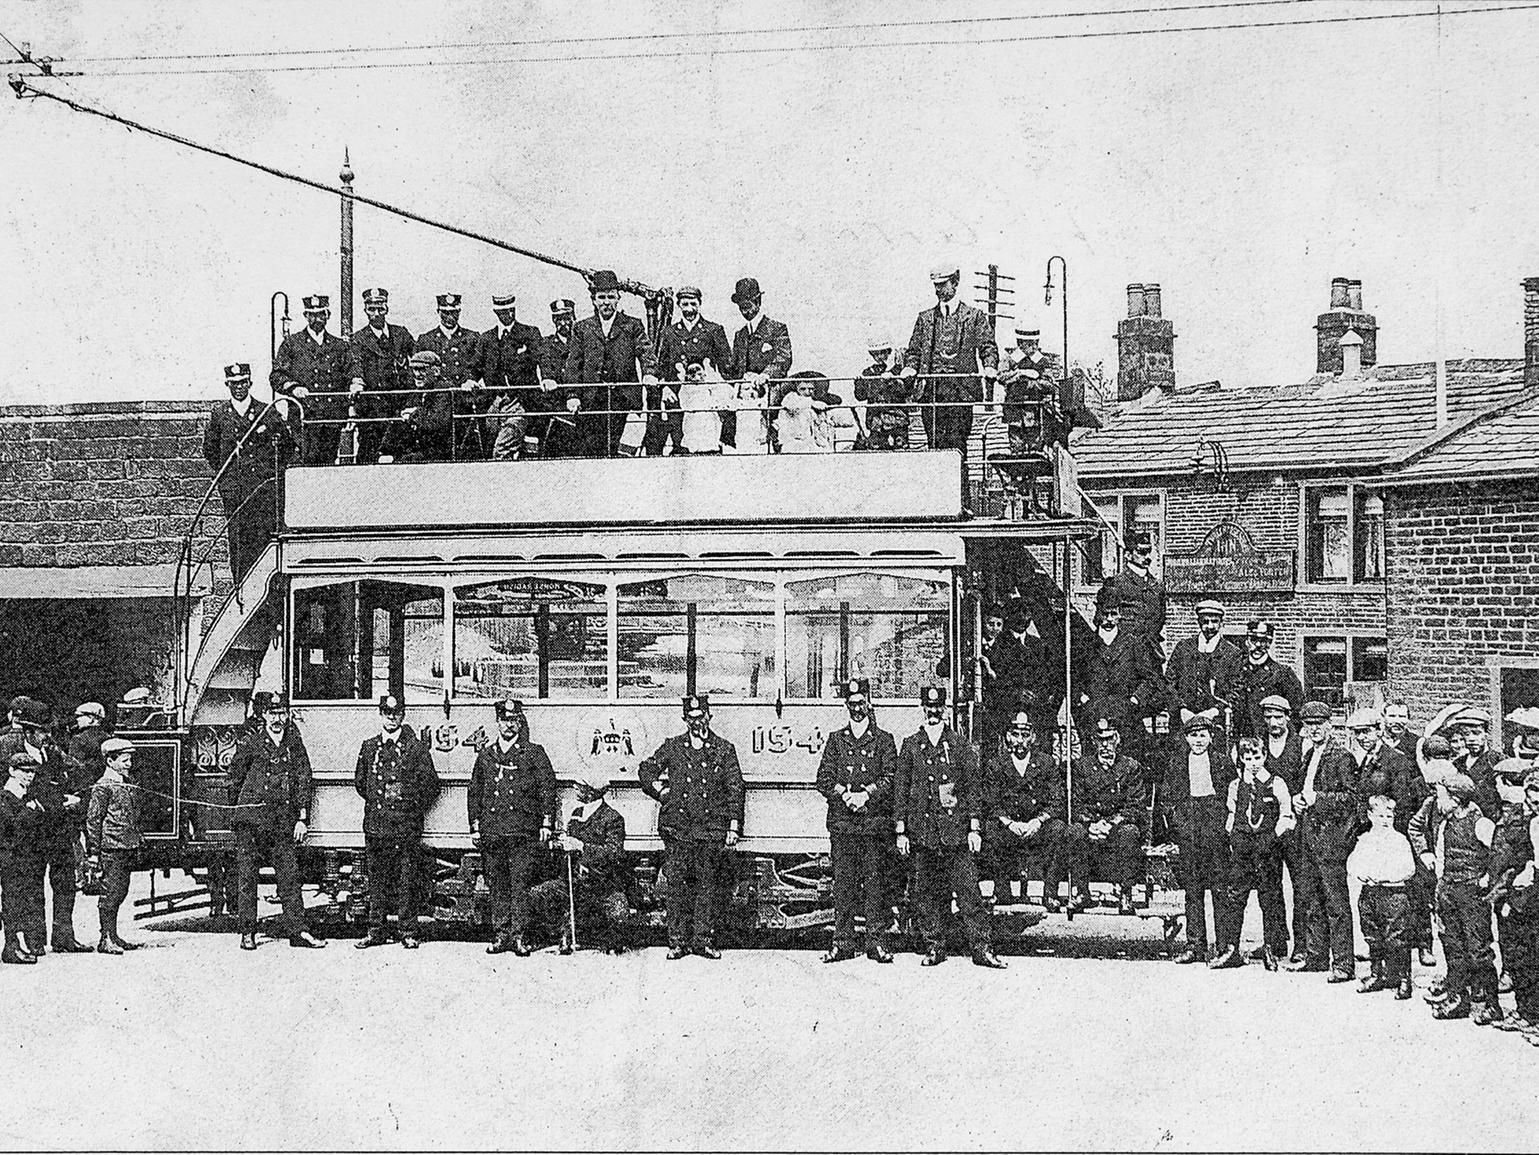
[652, 285, 733, 456]
[347, 287, 415, 463]
[564, 270, 660, 457]
[270, 293, 352, 465]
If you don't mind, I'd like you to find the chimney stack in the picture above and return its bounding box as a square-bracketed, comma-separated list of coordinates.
[1316, 276, 1378, 375]
[1524, 277, 1539, 390]
[1339, 329, 1363, 378]
[1116, 281, 1176, 400]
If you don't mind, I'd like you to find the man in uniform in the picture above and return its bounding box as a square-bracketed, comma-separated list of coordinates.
[378, 351, 456, 464]
[348, 287, 416, 463]
[815, 677, 898, 963]
[1286, 700, 1361, 981]
[1060, 717, 1146, 914]
[227, 694, 325, 951]
[534, 298, 581, 458]
[203, 363, 290, 579]
[651, 285, 733, 456]
[1164, 599, 1244, 739]
[1229, 620, 1304, 740]
[354, 694, 440, 950]
[984, 710, 1066, 911]
[900, 262, 999, 508]
[533, 767, 631, 954]
[564, 270, 660, 458]
[984, 598, 1054, 744]
[475, 292, 545, 459]
[270, 293, 352, 465]
[1261, 694, 1309, 963]
[1096, 531, 1167, 649]
[468, 699, 556, 956]
[893, 686, 1004, 968]
[414, 293, 485, 458]
[639, 695, 744, 960]
[728, 276, 794, 451]
[1164, 714, 1236, 962]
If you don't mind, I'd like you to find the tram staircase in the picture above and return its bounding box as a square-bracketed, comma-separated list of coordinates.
[182, 542, 282, 728]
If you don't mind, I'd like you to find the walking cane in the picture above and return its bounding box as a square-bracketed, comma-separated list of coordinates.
[564, 846, 579, 953]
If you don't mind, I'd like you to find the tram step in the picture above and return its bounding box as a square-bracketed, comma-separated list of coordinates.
[203, 647, 264, 690]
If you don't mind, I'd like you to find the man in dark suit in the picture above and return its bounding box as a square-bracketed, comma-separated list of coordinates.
[1061, 717, 1147, 914]
[1229, 619, 1305, 740]
[202, 363, 289, 579]
[415, 292, 484, 459]
[1164, 598, 1244, 737]
[227, 695, 326, 951]
[816, 677, 898, 963]
[1163, 715, 1236, 962]
[727, 276, 793, 450]
[651, 285, 733, 456]
[1097, 532, 1168, 649]
[894, 686, 1005, 968]
[564, 270, 660, 458]
[984, 598, 1053, 744]
[475, 292, 545, 460]
[900, 262, 999, 507]
[532, 768, 631, 954]
[1286, 700, 1361, 981]
[378, 351, 456, 464]
[348, 287, 415, 463]
[1078, 602, 1165, 751]
[270, 293, 353, 465]
[537, 298, 581, 458]
[639, 695, 744, 959]
[353, 694, 440, 950]
[984, 710, 1066, 910]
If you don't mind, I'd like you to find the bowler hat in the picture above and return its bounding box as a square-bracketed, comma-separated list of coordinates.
[588, 270, 621, 293]
[730, 276, 762, 305]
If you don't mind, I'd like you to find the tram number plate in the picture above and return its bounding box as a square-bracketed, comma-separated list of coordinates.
[751, 725, 828, 756]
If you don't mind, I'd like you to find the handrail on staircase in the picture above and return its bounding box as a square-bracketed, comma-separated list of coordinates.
[171, 397, 302, 726]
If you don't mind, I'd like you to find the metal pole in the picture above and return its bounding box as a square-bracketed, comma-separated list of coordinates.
[1061, 538, 1075, 915]
[1045, 256, 1069, 423]
[340, 149, 355, 338]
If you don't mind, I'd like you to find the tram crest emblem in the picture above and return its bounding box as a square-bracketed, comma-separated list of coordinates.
[591, 720, 634, 757]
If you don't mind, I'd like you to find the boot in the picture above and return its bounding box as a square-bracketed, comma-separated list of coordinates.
[1208, 946, 1244, 970]
[97, 935, 124, 956]
[1432, 990, 1471, 1020]
[1173, 944, 1206, 965]
[239, 933, 257, 951]
[972, 947, 1007, 969]
[401, 934, 420, 950]
[1472, 993, 1505, 1026]
[822, 945, 858, 963]
[1260, 946, 1279, 973]
[1418, 947, 1437, 968]
[921, 946, 947, 966]
[2, 942, 36, 964]
[867, 943, 894, 964]
[288, 930, 327, 949]
[693, 944, 722, 960]
[1396, 977, 1413, 1000]
[111, 934, 141, 952]
[666, 944, 690, 961]
[52, 925, 93, 953]
[511, 935, 531, 957]
[356, 929, 392, 950]
[486, 934, 514, 955]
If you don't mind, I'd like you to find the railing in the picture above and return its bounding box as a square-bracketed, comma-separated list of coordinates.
[171, 397, 302, 724]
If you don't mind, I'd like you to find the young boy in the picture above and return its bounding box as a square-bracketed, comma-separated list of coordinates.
[0, 752, 44, 964]
[1414, 772, 1500, 1022]
[1348, 793, 1416, 998]
[1217, 737, 1295, 970]
[86, 736, 143, 954]
[1487, 765, 1539, 1042]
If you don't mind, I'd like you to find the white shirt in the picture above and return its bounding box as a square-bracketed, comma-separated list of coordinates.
[380, 729, 399, 746]
[921, 721, 944, 745]
[574, 798, 603, 824]
[849, 717, 870, 740]
[308, 327, 327, 346]
[1187, 753, 1215, 799]
[1350, 824, 1417, 885]
[1196, 632, 1221, 655]
[1010, 753, 1033, 777]
[599, 314, 616, 339]
[229, 395, 253, 419]
[438, 325, 460, 341]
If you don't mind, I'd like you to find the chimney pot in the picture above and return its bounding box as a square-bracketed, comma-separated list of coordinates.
[1317, 276, 1377, 374]
[1126, 284, 1146, 318]
[1347, 279, 1363, 312]
[1144, 284, 1162, 318]
[1330, 277, 1351, 309]
[1116, 281, 1175, 401]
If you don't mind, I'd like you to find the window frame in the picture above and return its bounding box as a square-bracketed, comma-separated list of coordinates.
[1489, 656, 1539, 755]
[1298, 481, 1385, 590]
[449, 573, 613, 705]
[1301, 631, 1390, 710]
[1076, 488, 1166, 590]
[289, 574, 451, 706]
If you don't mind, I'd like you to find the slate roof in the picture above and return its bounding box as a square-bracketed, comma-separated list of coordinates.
[1383, 385, 1539, 483]
[1071, 358, 1527, 478]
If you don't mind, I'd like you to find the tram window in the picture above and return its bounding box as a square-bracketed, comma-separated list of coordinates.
[618, 574, 775, 700]
[293, 580, 443, 703]
[785, 573, 949, 700]
[452, 579, 607, 701]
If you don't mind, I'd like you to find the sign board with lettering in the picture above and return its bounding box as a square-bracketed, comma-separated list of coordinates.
[1163, 519, 1295, 594]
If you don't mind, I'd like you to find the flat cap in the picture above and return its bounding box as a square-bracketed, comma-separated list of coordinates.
[74, 702, 106, 720]
[675, 285, 702, 301]
[1259, 695, 1292, 714]
[1453, 707, 1492, 728]
[99, 736, 135, 757]
[1182, 714, 1214, 734]
[1506, 706, 1539, 731]
[1194, 599, 1225, 616]
[7, 752, 38, 770]
[1346, 707, 1382, 729]
[408, 350, 442, 368]
[928, 261, 960, 282]
[1300, 701, 1333, 723]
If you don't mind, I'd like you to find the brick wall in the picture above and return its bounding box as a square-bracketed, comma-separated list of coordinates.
[1384, 480, 1539, 725]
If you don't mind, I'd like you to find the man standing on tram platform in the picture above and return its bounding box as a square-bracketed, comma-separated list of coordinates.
[816, 677, 897, 964]
[475, 292, 545, 460]
[900, 262, 999, 509]
[271, 294, 353, 466]
[565, 270, 660, 458]
[348, 287, 416, 463]
[203, 363, 290, 580]
[639, 695, 743, 960]
[651, 285, 733, 457]
[537, 298, 581, 458]
[415, 293, 485, 459]
[727, 277, 793, 450]
[894, 686, 1006, 968]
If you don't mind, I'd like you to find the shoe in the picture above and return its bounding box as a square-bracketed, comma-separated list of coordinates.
[921, 948, 947, 966]
[1327, 970, 1355, 984]
[288, 931, 327, 949]
[1, 947, 36, 965]
[486, 935, 514, 955]
[693, 945, 722, 960]
[1418, 947, 1437, 968]
[1208, 946, 1244, 970]
[52, 938, 93, 954]
[511, 936, 531, 958]
[1286, 951, 1307, 967]
[239, 934, 257, 951]
[1424, 980, 1449, 1003]
[1261, 947, 1279, 973]
[1286, 958, 1328, 973]
[1357, 975, 1395, 994]
[1432, 994, 1471, 1020]
[822, 946, 858, 964]
[1245, 946, 1269, 962]
[1473, 1000, 1505, 1027]
[1396, 978, 1413, 1000]
[867, 944, 894, 964]
[1499, 971, 1514, 995]
[972, 948, 1007, 970]
[1173, 946, 1205, 965]
[355, 930, 391, 950]
[401, 935, 419, 950]
[96, 936, 124, 956]
[28, 942, 46, 957]
[666, 945, 690, 961]
[112, 936, 141, 952]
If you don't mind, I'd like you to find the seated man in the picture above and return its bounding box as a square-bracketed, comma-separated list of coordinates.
[984, 710, 1067, 909]
[378, 351, 455, 463]
[1060, 717, 1146, 913]
[532, 769, 631, 954]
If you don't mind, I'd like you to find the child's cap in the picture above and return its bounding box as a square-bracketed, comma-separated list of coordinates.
[1423, 734, 1452, 759]
[1440, 772, 1478, 802]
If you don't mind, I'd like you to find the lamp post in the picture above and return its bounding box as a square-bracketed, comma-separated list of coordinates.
[1043, 255, 1073, 807]
[1044, 255, 1069, 418]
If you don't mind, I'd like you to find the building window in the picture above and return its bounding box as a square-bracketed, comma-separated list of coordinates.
[1303, 636, 1348, 708]
[1082, 491, 1164, 585]
[1302, 483, 1384, 585]
[1497, 664, 1539, 754]
[1303, 633, 1389, 711]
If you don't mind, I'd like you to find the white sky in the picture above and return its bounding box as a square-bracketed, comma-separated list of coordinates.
[2, 0, 1538, 404]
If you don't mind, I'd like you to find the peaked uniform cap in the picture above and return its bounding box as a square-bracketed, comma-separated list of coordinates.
[301, 294, 330, 311]
[436, 293, 462, 309]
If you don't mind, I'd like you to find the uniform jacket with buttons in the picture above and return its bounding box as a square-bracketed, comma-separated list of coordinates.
[203, 400, 288, 502]
[985, 749, 1064, 826]
[659, 318, 733, 382]
[1068, 753, 1145, 830]
[271, 328, 352, 422]
[1229, 658, 1304, 740]
[1079, 628, 1165, 731]
[226, 727, 315, 831]
[354, 730, 441, 840]
[414, 325, 482, 386]
[639, 731, 745, 844]
[468, 738, 556, 841]
[568, 801, 629, 896]
[894, 725, 981, 851]
[815, 723, 897, 835]
[87, 774, 142, 853]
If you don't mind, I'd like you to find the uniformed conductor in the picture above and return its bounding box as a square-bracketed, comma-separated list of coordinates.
[354, 694, 441, 950]
[639, 695, 744, 960]
[468, 699, 556, 956]
[894, 687, 1006, 968]
[815, 677, 897, 963]
[227, 694, 326, 951]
